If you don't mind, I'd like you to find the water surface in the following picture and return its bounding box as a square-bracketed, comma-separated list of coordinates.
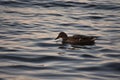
[0, 0, 120, 80]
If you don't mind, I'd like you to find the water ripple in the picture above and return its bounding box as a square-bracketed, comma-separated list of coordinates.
[0, 47, 19, 52]
[0, 65, 50, 70]
[1, 0, 119, 10]
[76, 62, 120, 72]
[0, 0, 120, 80]
[81, 54, 99, 58]
[104, 54, 120, 58]
[0, 54, 79, 63]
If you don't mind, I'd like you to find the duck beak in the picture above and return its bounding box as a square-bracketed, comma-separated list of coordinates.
[55, 36, 59, 40]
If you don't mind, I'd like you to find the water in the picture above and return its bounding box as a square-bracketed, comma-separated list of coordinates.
[0, 0, 120, 80]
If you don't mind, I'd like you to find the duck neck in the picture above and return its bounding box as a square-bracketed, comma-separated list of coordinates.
[62, 36, 68, 41]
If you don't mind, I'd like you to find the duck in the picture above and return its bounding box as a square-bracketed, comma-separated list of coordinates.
[55, 32, 97, 45]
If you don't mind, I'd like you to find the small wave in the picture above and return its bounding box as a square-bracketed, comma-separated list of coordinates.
[0, 1, 81, 7]
[0, 0, 119, 10]
[81, 54, 99, 58]
[103, 62, 120, 71]
[35, 1, 120, 10]
[0, 54, 78, 63]
[58, 23, 76, 26]
[84, 3, 120, 10]
[5, 30, 28, 35]
[0, 65, 50, 70]
[0, 54, 32, 62]
[102, 30, 120, 33]
[58, 23, 92, 28]
[37, 56, 77, 62]
[76, 62, 120, 72]
[33, 1, 86, 8]
[4, 10, 29, 15]
[0, 0, 26, 7]
[0, 47, 19, 52]
[98, 48, 120, 53]
[76, 66, 101, 71]
[104, 54, 120, 58]
[83, 16, 105, 20]
[0, 35, 13, 39]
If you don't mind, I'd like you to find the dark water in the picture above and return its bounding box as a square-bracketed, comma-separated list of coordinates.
[0, 0, 120, 80]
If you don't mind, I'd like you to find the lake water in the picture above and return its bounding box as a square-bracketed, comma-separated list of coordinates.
[0, 0, 120, 80]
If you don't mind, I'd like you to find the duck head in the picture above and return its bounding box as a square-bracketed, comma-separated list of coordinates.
[55, 32, 68, 40]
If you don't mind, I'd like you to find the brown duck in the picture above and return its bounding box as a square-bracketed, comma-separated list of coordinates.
[55, 32, 97, 45]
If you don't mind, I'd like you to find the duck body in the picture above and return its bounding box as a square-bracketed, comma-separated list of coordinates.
[55, 32, 96, 45]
